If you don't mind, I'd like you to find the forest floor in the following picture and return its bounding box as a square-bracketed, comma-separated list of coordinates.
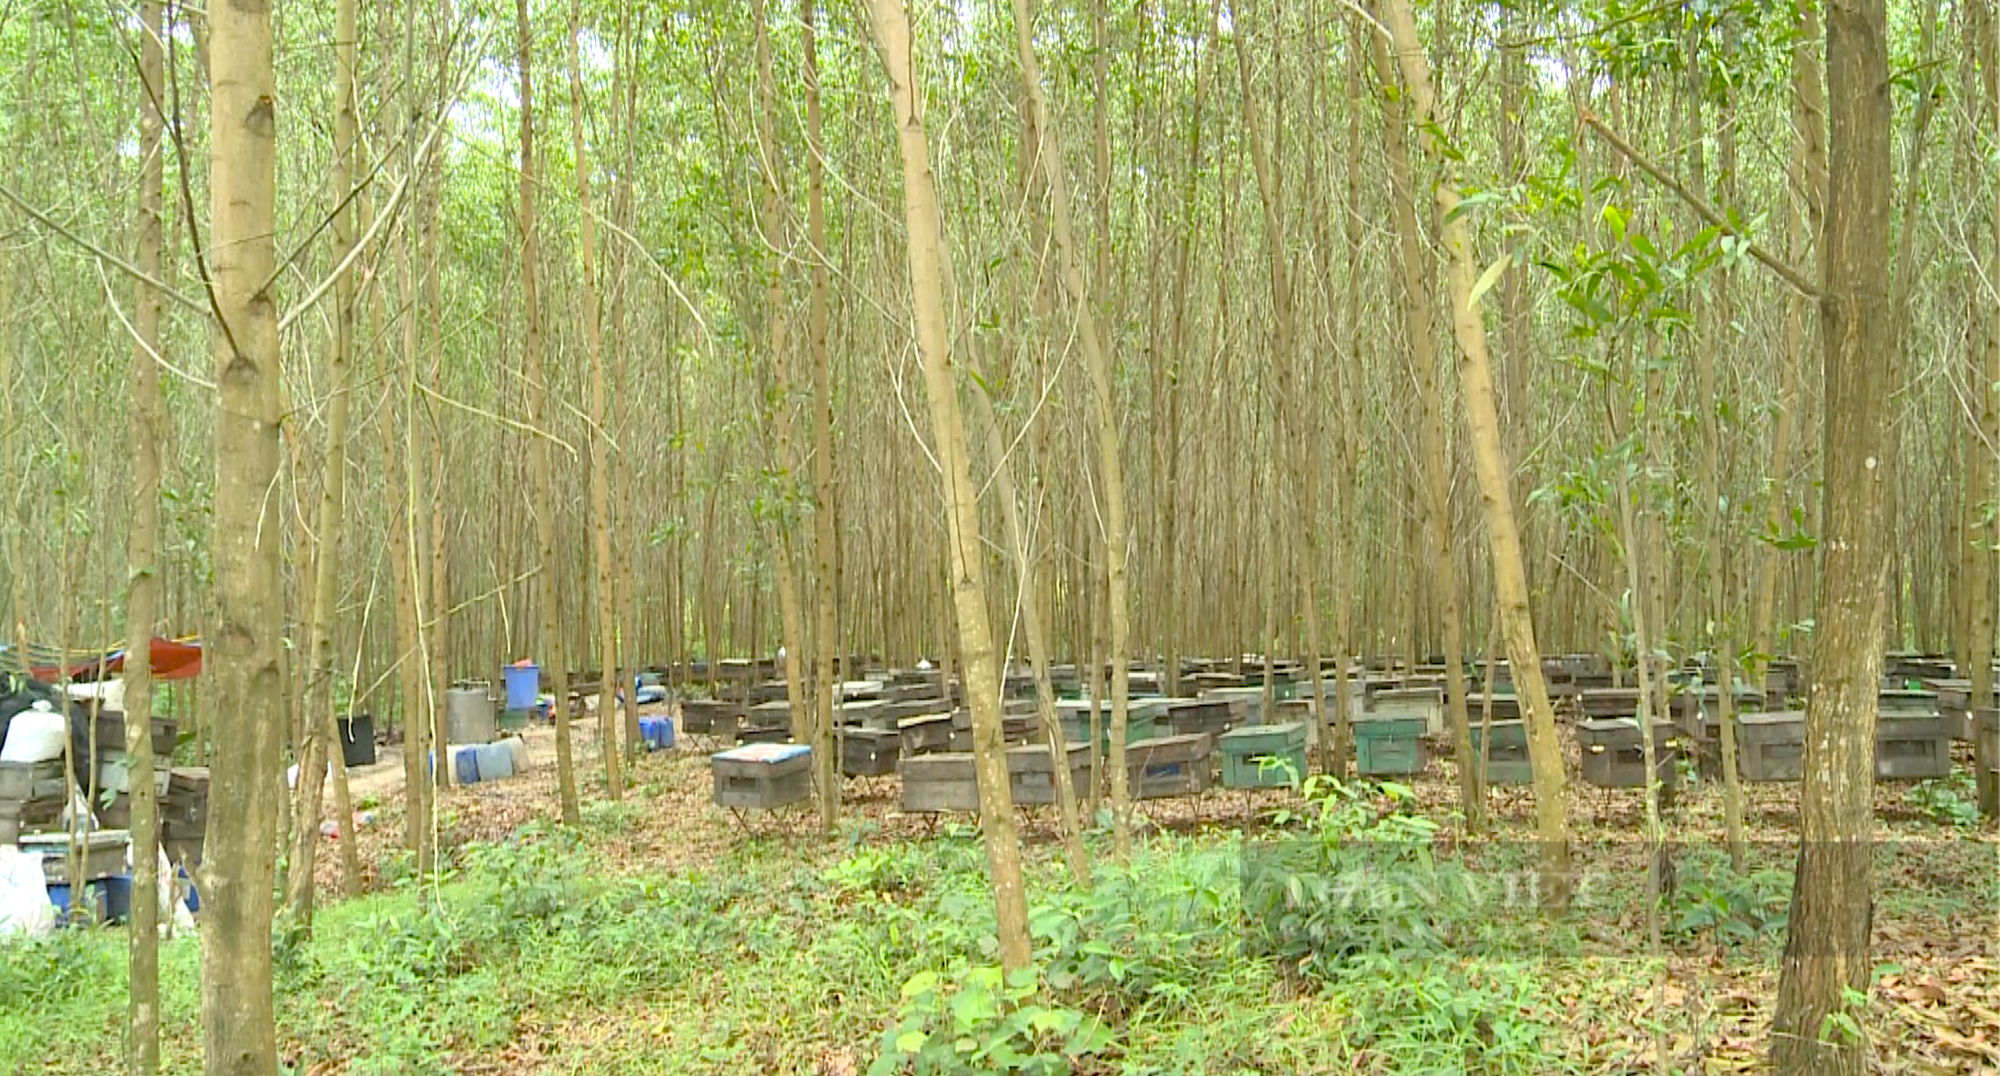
[3, 701, 1996, 1075]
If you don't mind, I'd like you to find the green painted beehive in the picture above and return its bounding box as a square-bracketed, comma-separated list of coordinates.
[1467, 720, 1533, 786]
[1218, 721, 1308, 789]
[1054, 699, 1161, 757]
[1352, 715, 1427, 776]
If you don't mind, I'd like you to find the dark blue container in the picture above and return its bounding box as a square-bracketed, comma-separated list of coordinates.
[47, 882, 110, 924]
[639, 716, 675, 750]
[453, 746, 481, 785]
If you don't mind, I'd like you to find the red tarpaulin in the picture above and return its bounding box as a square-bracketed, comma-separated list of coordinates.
[26, 637, 203, 683]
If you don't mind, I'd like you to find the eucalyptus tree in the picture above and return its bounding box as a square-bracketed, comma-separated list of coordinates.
[863, 0, 1032, 973]
[1374, 0, 1572, 907]
[123, 0, 167, 1067]
[202, 0, 284, 1068]
[1771, 0, 1895, 1069]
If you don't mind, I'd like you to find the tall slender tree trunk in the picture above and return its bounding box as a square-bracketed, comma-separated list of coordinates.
[751, 0, 811, 754]
[1687, 38, 1749, 872]
[1231, 0, 1329, 777]
[1375, 0, 1568, 902]
[1008, 0, 1135, 853]
[802, 0, 840, 835]
[1967, 0, 1999, 817]
[1365, 17, 1481, 827]
[201, 0, 284, 1066]
[286, 0, 361, 924]
[863, 0, 1033, 972]
[124, 1, 166, 1067]
[518, 0, 579, 825]
[1757, 1, 1827, 683]
[569, 0, 622, 800]
[968, 369, 1089, 886]
[1771, 1, 1894, 1071]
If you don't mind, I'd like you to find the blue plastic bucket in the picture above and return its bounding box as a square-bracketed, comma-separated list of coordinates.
[453, 746, 481, 785]
[504, 663, 540, 711]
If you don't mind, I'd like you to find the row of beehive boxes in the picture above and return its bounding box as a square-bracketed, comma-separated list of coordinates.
[712, 722, 1323, 814]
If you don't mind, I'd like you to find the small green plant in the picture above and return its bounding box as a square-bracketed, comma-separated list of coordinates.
[1670, 853, 1790, 943]
[869, 964, 1115, 1076]
[824, 846, 915, 894]
[1245, 778, 1459, 973]
[1908, 775, 1980, 827]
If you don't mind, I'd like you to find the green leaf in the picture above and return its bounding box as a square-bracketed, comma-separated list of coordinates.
[893, 1029, 927, 1054]
[900, 971, 938, 1000]
[1602, 203, 1627, 245]
[1467, 252, 1511, 312]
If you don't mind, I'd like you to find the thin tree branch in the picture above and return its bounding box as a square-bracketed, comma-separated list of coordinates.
[0, 183, 207, 316]
[94, 262, 215, 390]
[1577, 107, 1821, 300]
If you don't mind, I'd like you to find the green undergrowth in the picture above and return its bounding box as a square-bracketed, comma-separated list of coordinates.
[14, 776, 1924, 1074]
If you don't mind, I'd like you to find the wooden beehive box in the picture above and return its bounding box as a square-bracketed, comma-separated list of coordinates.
[841, 728, 900, 777]
[711, 743, 813, 810]
[1124, 733, 1214, 799]
[1466, 693, 1522, 723]
[1352, 715, 1427, 776]
[838, 699, 893, 731]
[1764, 659, 1805, 702]
[1875, 709, 1951, 781]
[1467, 720, 1532, 786]
[1576, 718, 1677, 790]
[897, 712, 954, 757]
[1368, 687, 1444, 736]
[21, 830, 131, 885]
[89, 711, 178, 759]
[1055, 699, 1161, 757]
[899, 744, 1092, 813]
[1577, 687, 1641, 721]
[1218, 722, 1308, 789]
[1734, 711, 1804, 783]
[680, 699, 743, 735]
[0, 759, 65, 802]
[1201, 686, 1269, 727]
[1186, 672, 1243, 694]
[1163, 697, 1241, 738]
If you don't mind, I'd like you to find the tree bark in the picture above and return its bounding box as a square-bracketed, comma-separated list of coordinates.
[1009, 0, 1135, 853]
[863, 0, 1033, 972]
[802, 0, 840, 836]
[1687, 35, 1748, 872]
[1375, 0, 1569, 902]
[1968, 0, 1999, 817]
[1231, 0, 1329, 778]
[201, 0, 284, 1066]
[517, 0, 579, 825]
[1756, 0, 1827, 684]
[569, 0, 622, 801]
[286, 0, 362, 925]
[1364, 16, 1480, 826]
[1771, 1, 1894, 1071]
[124, 0, 166, 1067]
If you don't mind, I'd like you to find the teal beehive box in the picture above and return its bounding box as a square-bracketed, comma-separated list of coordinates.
[1218, 721, 1308, 789]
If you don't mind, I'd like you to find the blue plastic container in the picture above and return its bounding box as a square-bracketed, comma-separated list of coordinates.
[639, 716, 675, 750]
[176, 865, 200, 913]
[505, 663, 540, 711]
[453, 746, 481, 785]
[47, 882, 110, 924]
[473, 742, 514, 781]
